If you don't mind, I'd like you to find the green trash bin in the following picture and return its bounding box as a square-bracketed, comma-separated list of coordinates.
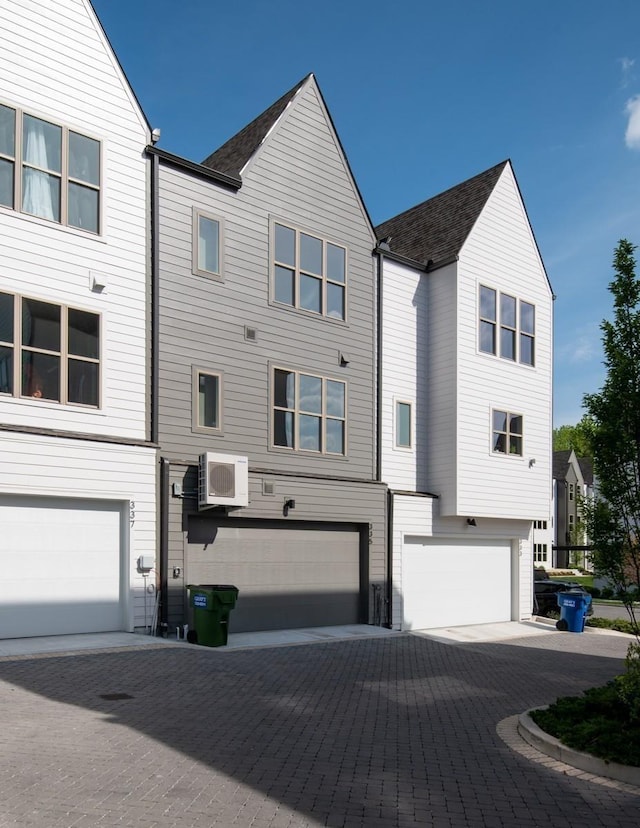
[186, 584, 239, 647]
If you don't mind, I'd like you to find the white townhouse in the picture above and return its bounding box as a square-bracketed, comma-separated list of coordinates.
[0, 0, 156, 638]
[375, 161, 553, 630]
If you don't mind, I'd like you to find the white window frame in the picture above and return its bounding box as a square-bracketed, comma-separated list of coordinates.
[0, 101, 102, 234]
[192, 208, 224, 280]
[0, 290, 101, 408]
[271, 219, 347, 322]
[192, 366, 223, 434]
[534, 543, 548, 563]
[394, 399, 412, 449]
[271, 365, 347, 455]
[478, 284, 535, 366]
[491, 409, 523, 457]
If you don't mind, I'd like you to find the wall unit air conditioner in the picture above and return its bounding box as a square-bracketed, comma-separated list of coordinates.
[198, 452, 249, 508]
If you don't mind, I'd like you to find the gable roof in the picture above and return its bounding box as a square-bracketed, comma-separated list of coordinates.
[578, 457, 594, 486]
[374, 161, 509, 267]
[201, 75, 310, 178]
[553, 449, 573, 480]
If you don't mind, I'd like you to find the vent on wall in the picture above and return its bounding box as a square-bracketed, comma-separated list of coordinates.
[198, 452, 249, 508]
[244, 326, 257, 341]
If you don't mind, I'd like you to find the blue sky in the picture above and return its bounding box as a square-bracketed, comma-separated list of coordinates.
[93, 0, 640, 427]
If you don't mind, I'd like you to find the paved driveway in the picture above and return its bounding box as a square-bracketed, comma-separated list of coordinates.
[0, 629, 636, 827]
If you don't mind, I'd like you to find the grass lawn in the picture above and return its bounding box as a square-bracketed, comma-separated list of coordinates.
[550, 575, 594, 588]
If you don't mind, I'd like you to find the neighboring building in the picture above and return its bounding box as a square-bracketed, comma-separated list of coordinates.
[149, 75, 387, 635]
[375, 161, 553, 629]
[552, 449, 592, 569]
[0, 0, 156, 638]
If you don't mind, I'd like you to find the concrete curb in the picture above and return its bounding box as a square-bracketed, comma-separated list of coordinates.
[518, 708, 640, 787]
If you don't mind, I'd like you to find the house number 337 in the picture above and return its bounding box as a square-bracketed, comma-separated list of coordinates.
[130, 500, 136, 526]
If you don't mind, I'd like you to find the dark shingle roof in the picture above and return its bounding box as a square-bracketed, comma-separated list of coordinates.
[553, 450, 572, 480]
[578, 457, 594, 486]
[201, 75, 310, 178]
[374, 161, 509, 266]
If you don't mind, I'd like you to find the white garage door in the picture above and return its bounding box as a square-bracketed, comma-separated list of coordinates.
[0, 495, 123, 639]
[401, 536, 512, 630]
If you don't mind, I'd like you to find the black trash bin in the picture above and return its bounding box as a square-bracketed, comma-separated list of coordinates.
[186, 584, 239, 647]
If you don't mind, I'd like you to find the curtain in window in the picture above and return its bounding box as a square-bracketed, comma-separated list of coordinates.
[22, 119, 57, 220]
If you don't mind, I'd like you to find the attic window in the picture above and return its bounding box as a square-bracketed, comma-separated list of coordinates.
[479, 285, 535, 367]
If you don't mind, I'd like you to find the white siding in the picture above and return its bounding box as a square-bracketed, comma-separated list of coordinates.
[380, 260, 424, 490]
[390, 493, 533, 630]
[455, 164, 553, 520]
[424, 263, 458, 504]
[0, 431, 156, 630]
[0, 0, 150, 440]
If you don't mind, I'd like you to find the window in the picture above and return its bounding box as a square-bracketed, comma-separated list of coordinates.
[534, 520, 548, 530]
[192, 368, 222, 432]
[479, 285, 535, 366]
[272, 367, 346, 454]
[0, 103, 100, 233]
[193, 210, 222, 278]
[492, 410, 523, 456]
[479, 286, 496, 355]
[0, 291, 99, 406]
[569, 483, 574, 501]
[273, 222, 346, 320]
[534, 544, 548, 563]
[395, 401, 412, 448]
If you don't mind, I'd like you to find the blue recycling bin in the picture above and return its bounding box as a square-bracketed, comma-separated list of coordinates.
[556, 590, 592, 633]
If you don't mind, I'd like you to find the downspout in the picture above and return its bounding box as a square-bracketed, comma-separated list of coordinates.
[159, 457, 170, 634]
[150, 151, 160, 445]
[150, 151, 167, 632]
[386, 488, 393, 628]
[375, 249, 384, 482]
[376, 247, 392, 627]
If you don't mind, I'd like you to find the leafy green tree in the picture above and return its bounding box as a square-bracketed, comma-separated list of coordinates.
[552, 415, 594, 456]
[583, 239, 640, 639]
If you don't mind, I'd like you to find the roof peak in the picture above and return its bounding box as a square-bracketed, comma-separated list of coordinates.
[374, 161, 509, 266]
[200, 74, 313, 178]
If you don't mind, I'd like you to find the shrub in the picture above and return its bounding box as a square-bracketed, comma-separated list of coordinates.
[617, 642, 640, 721]
[586, 617, 636, 634]
[531, 683, 640, 765]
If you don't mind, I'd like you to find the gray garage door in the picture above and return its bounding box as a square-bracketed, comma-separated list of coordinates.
[186, 518, 362, 632]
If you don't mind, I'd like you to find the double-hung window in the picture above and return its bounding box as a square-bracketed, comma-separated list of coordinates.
[492, 409, 523, 456]
[479, 285, 535, 366]
[193, 209, 223, 278]
[273, 222, 346, 320]
[272, 367, 346, 454]
[0, 291, 100, 406]
[0, 103, 101, 233]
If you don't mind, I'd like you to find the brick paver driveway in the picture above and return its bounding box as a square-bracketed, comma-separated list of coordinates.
[0, 630, 636, 827]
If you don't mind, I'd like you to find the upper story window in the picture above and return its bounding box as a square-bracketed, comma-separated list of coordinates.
[479, 285, 535, 366]
[0, 103, 101, 233]
[192, 367, 222, 433]
[569, 483, 574, 501]
[0, 291, 100, 407]
[395, 400, 412, 448]
[492, 409, 523, 456]
[193, 209, 223, 279]
[272, 367, 346, 455]
[273, 222, 346, 321]
[534, 520, 548, 530]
